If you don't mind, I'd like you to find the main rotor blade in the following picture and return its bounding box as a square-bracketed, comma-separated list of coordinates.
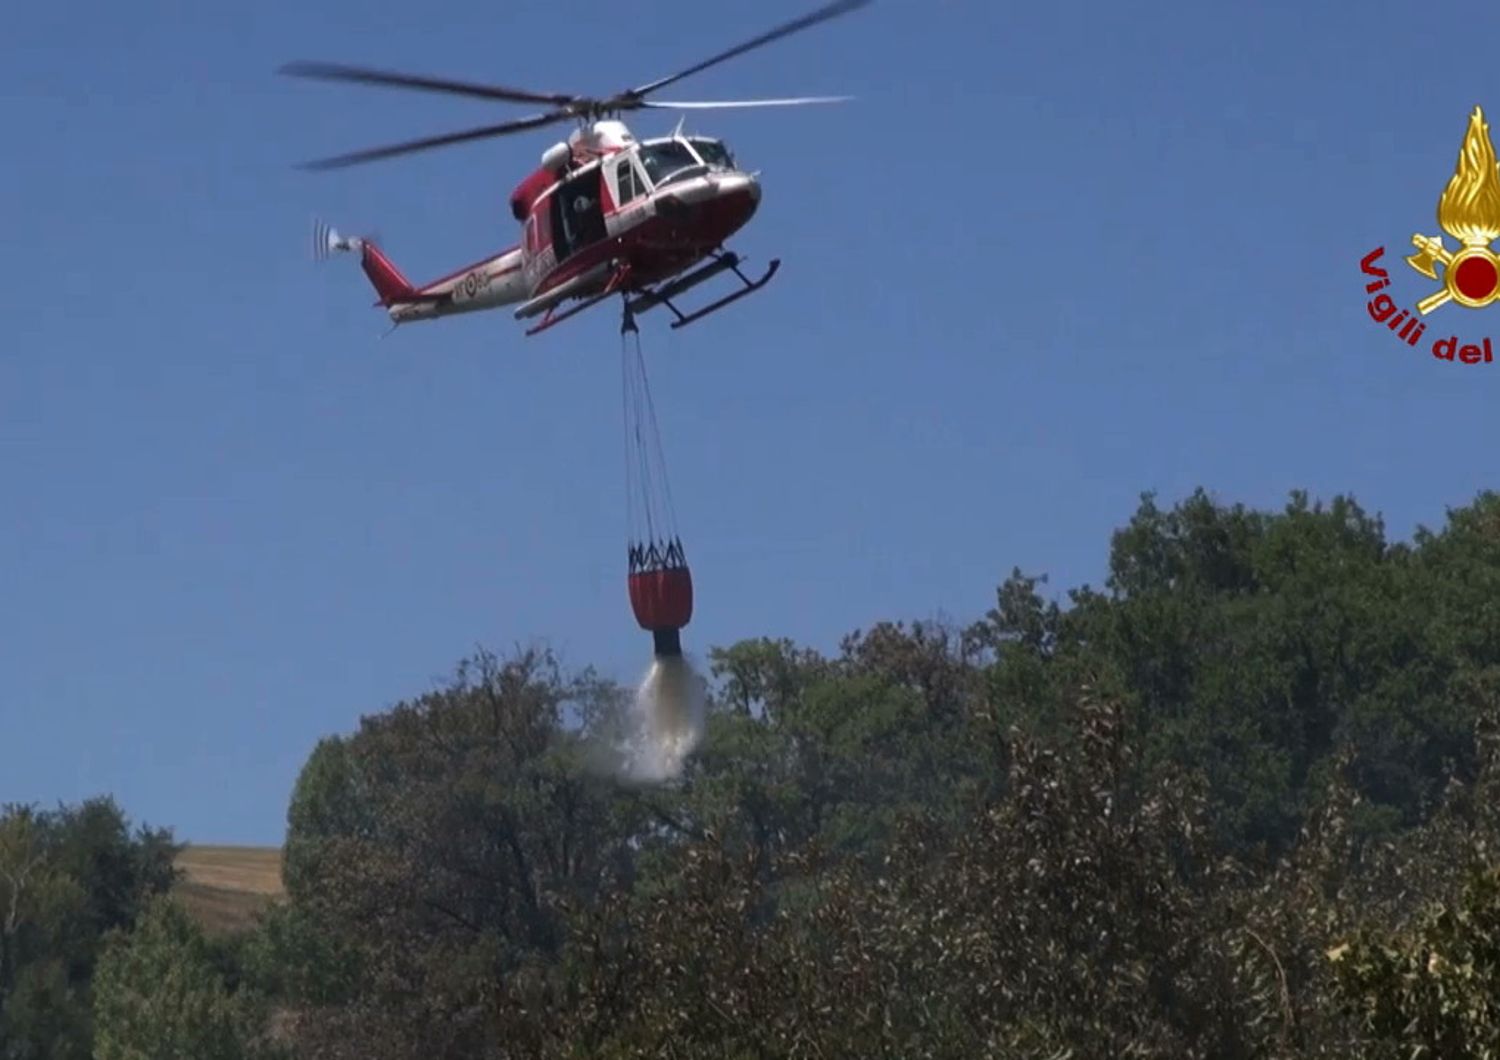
[626, 0, 872, 99]
[641, 95, 852, 109]
[298, 111, 570, 170]
[279, 60, 580, 107]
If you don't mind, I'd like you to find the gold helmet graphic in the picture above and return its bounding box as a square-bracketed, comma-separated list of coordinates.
[1407, 106, 1500, 313]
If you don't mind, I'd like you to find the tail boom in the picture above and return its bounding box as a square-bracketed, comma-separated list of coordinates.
[313, 218, 528, 325]
[387, 246, 528, 324]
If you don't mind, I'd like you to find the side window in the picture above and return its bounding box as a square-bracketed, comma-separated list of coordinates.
[616, 158, 639, 205]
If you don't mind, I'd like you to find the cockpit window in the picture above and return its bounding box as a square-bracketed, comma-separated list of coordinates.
[637, 141, 702, 188]
[688, 138, 733, 169]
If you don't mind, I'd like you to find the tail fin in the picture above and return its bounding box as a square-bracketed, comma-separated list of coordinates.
[358, 242, 415, 306]
[312, 217, 415, 306]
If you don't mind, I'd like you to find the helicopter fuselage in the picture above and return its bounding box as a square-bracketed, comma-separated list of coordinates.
[346, 122, 766, 334]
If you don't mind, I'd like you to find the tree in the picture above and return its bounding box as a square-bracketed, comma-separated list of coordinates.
[0, 798, 180, 1059]
[92, 894, 267, 1060]
[1330, 866, 1500, 1059]
[270, 647, 647, 1057]
[248, 486, 1500, 1058]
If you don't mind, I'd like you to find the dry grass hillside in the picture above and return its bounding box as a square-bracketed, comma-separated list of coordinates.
[174, 845, 284, 934]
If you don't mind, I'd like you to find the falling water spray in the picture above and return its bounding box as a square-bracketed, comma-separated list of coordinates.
[614, 651, 707, 784]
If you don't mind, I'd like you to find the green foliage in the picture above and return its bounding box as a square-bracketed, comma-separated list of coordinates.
[235, 900, 359, 1010]
[0, 797, 181, 1059]
[20, 485, 1500, 1057]
[965, 488, 1500, 858]
[240, 486, 1500, 1058]
[537, 689, 1249, 1058]
[264, 647, 651, 1056]
[91, 894, 266, 1060]
[281, 734, 379, 905]
[1331, 866, 1500, 1059]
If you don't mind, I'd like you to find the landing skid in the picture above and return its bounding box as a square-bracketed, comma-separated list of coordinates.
[626, 250, 780, 330]
[524, 249, 778, 336]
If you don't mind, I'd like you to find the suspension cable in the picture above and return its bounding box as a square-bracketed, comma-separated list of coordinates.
[620, 304, 678, 562]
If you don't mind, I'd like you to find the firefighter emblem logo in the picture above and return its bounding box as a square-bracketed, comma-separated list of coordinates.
[1361, 105, 1500, 364]
[1407, 106, 1500, 313]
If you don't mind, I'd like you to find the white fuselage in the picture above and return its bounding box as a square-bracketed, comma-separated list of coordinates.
[387, 247, 530, 324]
[373, 123, 759, 330]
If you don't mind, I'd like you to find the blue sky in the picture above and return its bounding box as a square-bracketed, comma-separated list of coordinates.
[3, 0, 1497, 845]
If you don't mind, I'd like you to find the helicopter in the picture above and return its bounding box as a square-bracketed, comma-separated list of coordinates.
[286, 0, 870, 336]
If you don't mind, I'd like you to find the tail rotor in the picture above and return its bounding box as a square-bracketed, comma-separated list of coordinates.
[312, 217, 364, 262]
